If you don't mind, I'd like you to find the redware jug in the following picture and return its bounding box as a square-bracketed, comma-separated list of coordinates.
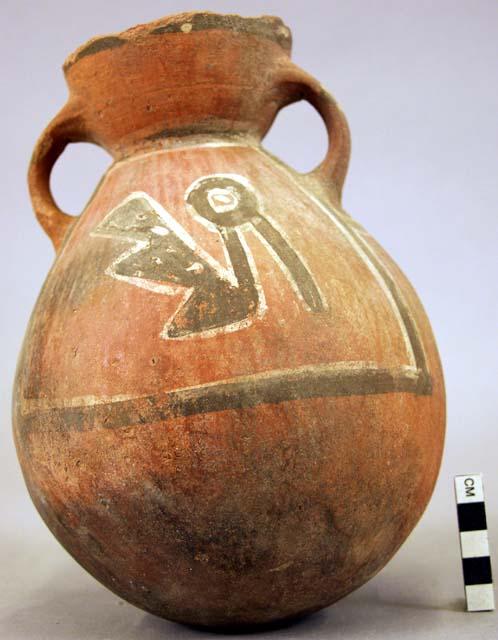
[13, 12, 445, 629]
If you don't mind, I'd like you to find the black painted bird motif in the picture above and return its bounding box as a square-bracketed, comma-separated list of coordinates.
[92, 175, 324, 339]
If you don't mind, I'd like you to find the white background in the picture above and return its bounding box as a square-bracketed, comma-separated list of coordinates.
[1, 1, 497, 638]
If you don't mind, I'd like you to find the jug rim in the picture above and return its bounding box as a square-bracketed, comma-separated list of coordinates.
[63, 11, 292, 72]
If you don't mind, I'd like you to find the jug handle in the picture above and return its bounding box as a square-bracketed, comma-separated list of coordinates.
[28, 101, 89, 252]
[275, 62, 351, 202]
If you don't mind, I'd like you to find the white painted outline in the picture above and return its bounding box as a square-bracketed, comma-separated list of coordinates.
[248, 219, 328, 314]
[184, 172, 257, 234]
[207, 186, 240, 213]
[22, 360, 415, 414]
[23, 142, 434, 417]
[110, 145, 422, 369]
[91, 143, 426, 370]
[91, 190, 267, 341]
[185, 173, 327, 313]
[251, 148, 420, 370]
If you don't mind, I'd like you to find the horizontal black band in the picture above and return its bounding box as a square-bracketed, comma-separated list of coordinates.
[21, 364, 431, 435]
[462, 556, 493, 586]
[457, 502, 488, 532]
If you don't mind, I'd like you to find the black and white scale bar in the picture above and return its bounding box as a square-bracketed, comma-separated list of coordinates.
[455, 474, 495, 611]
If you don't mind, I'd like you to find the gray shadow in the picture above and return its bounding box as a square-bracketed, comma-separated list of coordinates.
[1, 538, 470, 640]
[3, 574, 464, 640]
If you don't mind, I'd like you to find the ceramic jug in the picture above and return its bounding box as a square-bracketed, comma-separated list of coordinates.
[14, 12, 445, 628]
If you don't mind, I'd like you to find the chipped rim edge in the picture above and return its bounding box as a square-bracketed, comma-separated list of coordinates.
[63, 12, 292, 71]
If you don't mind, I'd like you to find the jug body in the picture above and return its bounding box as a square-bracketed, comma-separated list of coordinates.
[13, 12, 445, 629]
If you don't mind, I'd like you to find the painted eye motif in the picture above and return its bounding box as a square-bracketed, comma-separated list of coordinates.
[207, 187, 240, 213]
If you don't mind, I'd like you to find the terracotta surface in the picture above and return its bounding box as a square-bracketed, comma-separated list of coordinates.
[14, 12, 445, 629]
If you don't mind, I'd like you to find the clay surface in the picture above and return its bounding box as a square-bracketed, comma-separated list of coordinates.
[15, 12, 445, 629]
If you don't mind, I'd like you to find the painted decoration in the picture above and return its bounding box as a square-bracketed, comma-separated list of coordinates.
[92, 174, 325, 339]
[14, 12, 445, 630]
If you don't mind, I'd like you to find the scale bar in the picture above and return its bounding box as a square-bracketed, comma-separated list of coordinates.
[455, 474, 495, 612]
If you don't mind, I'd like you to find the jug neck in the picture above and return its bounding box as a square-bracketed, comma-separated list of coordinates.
[63, 12, 293, 159]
